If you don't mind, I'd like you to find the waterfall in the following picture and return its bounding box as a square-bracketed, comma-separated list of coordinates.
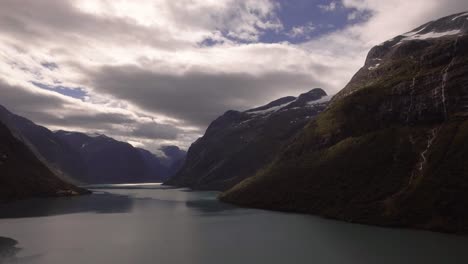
[418, 128, 439, 171]
[439, 38, 459, 120]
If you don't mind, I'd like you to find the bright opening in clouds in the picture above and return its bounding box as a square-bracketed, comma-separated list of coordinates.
[0, 0, 467, 152]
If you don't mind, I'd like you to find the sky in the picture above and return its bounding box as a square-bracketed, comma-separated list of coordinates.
[0, 0, 467, 153]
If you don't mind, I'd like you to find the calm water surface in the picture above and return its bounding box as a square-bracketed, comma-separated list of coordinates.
[0, 183, 468, 264]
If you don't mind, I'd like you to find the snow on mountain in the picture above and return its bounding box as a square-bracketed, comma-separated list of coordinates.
[246, 89, 329, 116]
[307, 95, 333, 105]
[395, 29, 462, 46]
[246, 101, 295, 115]
[451, 12, 468, 21]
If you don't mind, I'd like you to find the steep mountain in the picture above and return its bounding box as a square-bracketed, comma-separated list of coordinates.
[0, 105, 85, 184]
[0, 105, 185, 184]
[54, 131, 161, 184]
[221, 12, 468, 233]
[0, 120, 87, 201]
[160, 146, 187, 176]
[165, 88, 330, 190]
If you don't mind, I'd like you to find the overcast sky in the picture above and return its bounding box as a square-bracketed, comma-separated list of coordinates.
[0, 0, 467, 153]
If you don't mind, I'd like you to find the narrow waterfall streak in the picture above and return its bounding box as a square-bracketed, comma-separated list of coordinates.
[440, 38, 459, 119]
[419, 128, 439, 171]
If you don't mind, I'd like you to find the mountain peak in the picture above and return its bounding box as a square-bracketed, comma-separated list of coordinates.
[380, 11, 468, 49]
[335, 11, 468, 102]
[245, 96, 297, 113]
[245, 88, 328, 116]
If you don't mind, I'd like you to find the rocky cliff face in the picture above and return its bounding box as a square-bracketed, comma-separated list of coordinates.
[165, 88, 329, 190]
[0, 121, 87, 201]
[0, 105, 185, 184]
[221, 12, 468, 234]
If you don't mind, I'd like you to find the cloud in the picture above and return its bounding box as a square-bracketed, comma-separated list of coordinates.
[0, 79, 196, 151]
[1, 0, 468, 153]
[286, 22, 316, 38]
[88, 64, 327, 126]
[131, 122, 182, 140]
[41, 62, 59, 71]
[318, 1, 338, 12]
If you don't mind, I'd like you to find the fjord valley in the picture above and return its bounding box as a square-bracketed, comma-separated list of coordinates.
[2, 2, 468, 264]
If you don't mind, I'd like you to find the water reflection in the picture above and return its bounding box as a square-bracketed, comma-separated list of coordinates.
[185, 198, 239, 214]
[0, 193, 134, 219]
[2, 185, 468, 264]
[82, 183, 178, 190]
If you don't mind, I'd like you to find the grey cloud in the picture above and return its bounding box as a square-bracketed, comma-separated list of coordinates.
[131, 123, 181, 140]
[89, 65, 327, 127]
[36, 112, 137, 130]
[0, 80, 129, 129]
[0, 80, 184, 141]
[41, 62, 59, 71]
[0, 80, 66, 117]
[0, 0, 185, 50]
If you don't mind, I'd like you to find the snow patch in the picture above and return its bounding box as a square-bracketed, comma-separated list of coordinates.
[395, 29, 462, 46]
[247, 101, 292, 115]
[307, 95, 332, 105]
[451, 12, 468, 21]
[402, 26, 428, 37]
[368, 63, 381, 71]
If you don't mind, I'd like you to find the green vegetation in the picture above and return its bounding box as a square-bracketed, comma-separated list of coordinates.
[221, 33, 468, 233]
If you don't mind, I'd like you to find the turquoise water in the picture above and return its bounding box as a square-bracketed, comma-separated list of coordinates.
[0, 184, 468, 264]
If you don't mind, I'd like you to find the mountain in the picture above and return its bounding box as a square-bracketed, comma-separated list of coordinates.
[0, 120, 87, 201]
[221, 12, 468, 233]
[160, 145, 187, 176]
[55, 131, 166, 184]
[165, 88, 330, 190]
[0, 105, 185, 184]
[0, 105, 86, 184]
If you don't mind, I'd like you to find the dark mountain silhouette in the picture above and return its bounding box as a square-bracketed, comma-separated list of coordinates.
[0, 120, 88, 201]
[0, 105, 185, 184]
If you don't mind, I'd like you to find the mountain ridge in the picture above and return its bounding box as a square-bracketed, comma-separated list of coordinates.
[0, 120, 88, 201]
[220, 11, 468, 234]
[0, 105, 186, 184]
[165, 88, 330, 190]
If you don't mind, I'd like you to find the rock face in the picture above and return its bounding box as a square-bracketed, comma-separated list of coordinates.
[0, 105, 185, 184]
[0, 121, 87, 201]
[165, 88, 330, 190]
[221, 12, 468, 234]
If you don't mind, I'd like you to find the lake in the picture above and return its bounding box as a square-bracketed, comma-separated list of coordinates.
[0, 183, 468, 264]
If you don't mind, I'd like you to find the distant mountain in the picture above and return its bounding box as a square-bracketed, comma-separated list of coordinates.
[55, 131, 170, 184]
[0, 105, 186, 184]
[221, 12, 468, 233]
[160, 145, 187, 176]
[0, 120, 87, 201]
[165, 88, 330, 190]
